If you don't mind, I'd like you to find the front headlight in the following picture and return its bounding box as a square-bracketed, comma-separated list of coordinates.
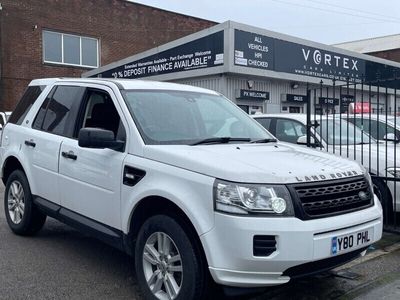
[387, 167, 400, 178]
[214, 179, 294, 216]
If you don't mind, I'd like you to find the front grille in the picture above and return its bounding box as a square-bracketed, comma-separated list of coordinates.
[253, 235, 276, 256]
[289, 176, 373, 219]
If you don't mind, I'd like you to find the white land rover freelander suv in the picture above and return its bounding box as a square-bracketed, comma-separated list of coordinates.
[0, 78, 382, 300]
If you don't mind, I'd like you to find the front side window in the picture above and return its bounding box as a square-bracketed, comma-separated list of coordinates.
[43, 30, 99, 68]
[275, 119, 306, 143]
[122, 90, 273, 145]
[79, 89, 126, 142]
[316, 119, 373, 145]
[33, 86, 85, 137]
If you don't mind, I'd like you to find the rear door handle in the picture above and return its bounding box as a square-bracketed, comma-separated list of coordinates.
[61, 151, 77, 160]
[24, 140, 36, 148]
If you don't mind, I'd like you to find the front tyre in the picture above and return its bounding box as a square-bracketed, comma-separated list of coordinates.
[4, 170, 46, 235]
[135, 215, 207, 300]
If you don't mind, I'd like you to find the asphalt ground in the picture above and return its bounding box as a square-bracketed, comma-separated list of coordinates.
[1, 182, 400, 300]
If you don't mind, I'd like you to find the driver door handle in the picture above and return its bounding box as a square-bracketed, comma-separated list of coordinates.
[61, 151, 77, 160]
[24, 140, 36, 148]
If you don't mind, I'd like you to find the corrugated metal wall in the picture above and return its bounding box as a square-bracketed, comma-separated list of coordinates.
[176, 75, 309, 113]
[176, 76, 223, 93]
[175, 74, 399, 114]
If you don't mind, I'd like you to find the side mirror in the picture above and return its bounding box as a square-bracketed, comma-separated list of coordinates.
[297, 135, 321, 147]
[296, 135, 308, 145]
[78, 128, 124, 151]
[383, 133, 398, 142]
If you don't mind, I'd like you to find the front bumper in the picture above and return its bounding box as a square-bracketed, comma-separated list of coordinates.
[200, 196, 382, 287]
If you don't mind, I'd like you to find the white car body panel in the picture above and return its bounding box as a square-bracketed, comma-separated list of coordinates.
[59, 138, 126, 229]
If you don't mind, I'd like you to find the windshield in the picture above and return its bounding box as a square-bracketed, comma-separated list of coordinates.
[315, 118, 374, 145]
[122, 90, 273, 145]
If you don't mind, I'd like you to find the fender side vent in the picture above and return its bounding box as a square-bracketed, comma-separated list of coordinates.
[123, 166, 146, 187]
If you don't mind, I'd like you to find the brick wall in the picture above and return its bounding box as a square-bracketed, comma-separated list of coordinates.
[0, 0, 216, 110]
[367, 49, 400, 64]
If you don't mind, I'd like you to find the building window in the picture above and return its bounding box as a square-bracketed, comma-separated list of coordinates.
[43, 30, 99, 68]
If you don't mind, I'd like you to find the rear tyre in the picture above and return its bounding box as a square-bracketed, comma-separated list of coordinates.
[372, 177, 394, 224]
[4, 170, 46, 235]
[135, 215, 207, 300]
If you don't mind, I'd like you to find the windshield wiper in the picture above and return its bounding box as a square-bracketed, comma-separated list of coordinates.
[250, 138, 277, 143]
[190, 137, 251, 146]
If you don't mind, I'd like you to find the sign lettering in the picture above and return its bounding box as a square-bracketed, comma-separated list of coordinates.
[92, 31, 224, 79]
[319, 97, 339, 105]
[286, 94, 307, 103]
[238, 89, 270, 100]
[234, 30, 274, 70]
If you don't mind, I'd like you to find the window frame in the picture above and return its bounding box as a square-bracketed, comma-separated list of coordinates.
[42, 30, 99, 68]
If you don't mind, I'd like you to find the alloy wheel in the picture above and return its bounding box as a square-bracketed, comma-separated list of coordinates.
[142, 232, 183, 300]
[7, 181, 25, 225]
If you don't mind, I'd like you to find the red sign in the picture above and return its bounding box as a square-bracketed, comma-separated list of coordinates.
[349, 102, 371, 114]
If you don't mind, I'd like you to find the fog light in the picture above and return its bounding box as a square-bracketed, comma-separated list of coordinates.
[271, 197, 286, 213]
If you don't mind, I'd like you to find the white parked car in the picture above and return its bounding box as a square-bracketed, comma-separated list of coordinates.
[253, 113, 399, 220]
[1, 79, 382, 300]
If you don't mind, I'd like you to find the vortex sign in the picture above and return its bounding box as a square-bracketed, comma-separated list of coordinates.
[313, 50, 322, 65]
[301, 48, 359, 71]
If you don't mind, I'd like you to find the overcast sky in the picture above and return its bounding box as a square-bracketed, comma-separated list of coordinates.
[132, 0, 400, 45]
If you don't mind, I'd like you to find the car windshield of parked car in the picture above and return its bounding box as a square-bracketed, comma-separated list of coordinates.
[122, 90, 273, 145]
[315, 118, 374, 145]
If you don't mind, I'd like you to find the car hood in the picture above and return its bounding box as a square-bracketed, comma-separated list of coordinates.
[143, 142, 365, 184]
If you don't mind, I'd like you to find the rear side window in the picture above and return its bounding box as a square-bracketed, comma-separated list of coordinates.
[8, 86, 45, 125]
[32, 85, 85, 137]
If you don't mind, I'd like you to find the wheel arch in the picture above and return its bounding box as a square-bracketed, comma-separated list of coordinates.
[2, 156, 26, 185]
[125, 195, 209, 267]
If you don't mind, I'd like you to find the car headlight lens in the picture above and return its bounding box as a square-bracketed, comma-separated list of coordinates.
[214, 179, 294, 215]
[387, 167, 400, 178]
